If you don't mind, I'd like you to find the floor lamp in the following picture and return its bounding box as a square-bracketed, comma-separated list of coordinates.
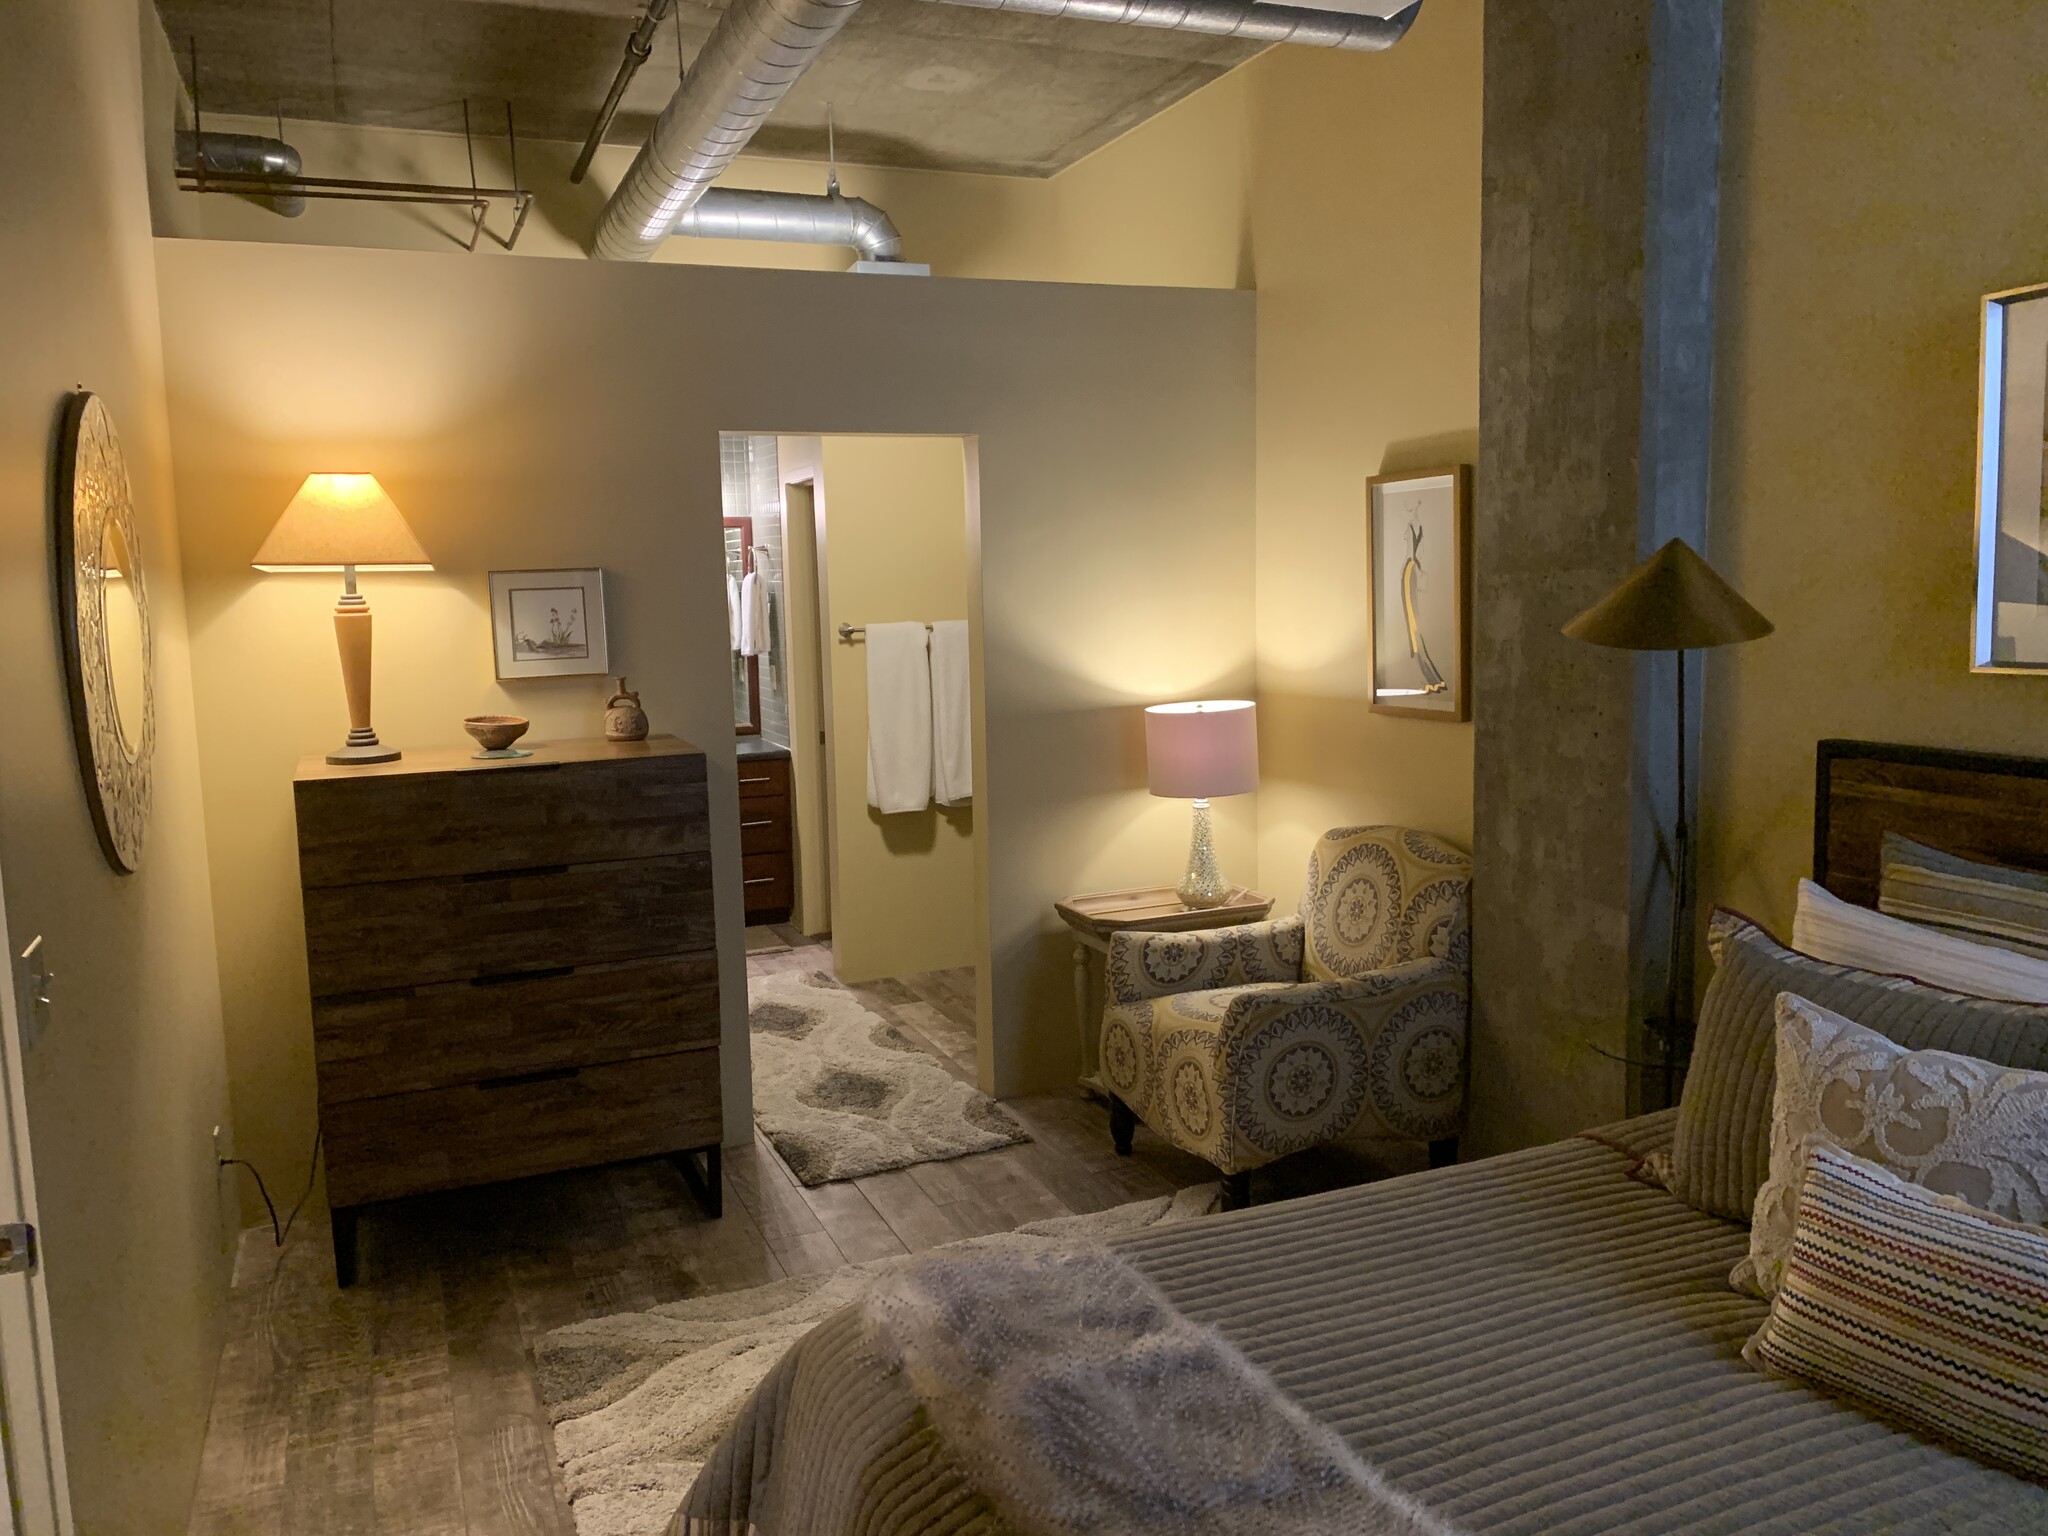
[1563, 538, 1772, 1101]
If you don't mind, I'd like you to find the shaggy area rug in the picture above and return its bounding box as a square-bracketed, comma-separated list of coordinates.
[535, 1184, 1220, 1536]
[748, 969, 1027, 1185]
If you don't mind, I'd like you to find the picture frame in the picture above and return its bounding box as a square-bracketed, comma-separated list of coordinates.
[1368, 465, 1472, 721]
[489, 568, 609, 680]
[1972, 282, 2048, 673]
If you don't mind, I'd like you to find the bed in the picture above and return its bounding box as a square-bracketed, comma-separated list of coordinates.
[677, 740, 2048, 1534]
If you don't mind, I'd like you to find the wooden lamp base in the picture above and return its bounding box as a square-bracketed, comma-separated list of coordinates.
[328, 580, 400, 766]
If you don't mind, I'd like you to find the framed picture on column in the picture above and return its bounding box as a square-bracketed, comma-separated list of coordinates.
[1367, 465, 1472, 721]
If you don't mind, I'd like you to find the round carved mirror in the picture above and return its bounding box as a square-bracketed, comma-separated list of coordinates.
[56, 392, 154, 873]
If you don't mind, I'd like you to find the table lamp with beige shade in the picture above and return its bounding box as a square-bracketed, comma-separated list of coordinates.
[1146, 699, 1259, 908]
[253, 473, 431, 765]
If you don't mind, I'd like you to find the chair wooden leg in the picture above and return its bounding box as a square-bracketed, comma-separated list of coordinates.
[330, 1207, 359, 1289]
[1220, 1171, 1252, 1211]
[1109, 1094, 1136, 1157]
[1428, 1136, 1460, 1169]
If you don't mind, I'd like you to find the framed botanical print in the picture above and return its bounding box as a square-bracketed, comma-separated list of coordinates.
[1368, 465, 1472, 721]
[1973, 282, 2048, 672]
[489, 568, 609, 679]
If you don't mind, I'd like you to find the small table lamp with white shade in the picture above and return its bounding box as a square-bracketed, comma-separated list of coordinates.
[1145, 699, 1259, 908]
[253, 473, 431, 766]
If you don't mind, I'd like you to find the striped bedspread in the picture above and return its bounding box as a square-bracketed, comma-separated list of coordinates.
[679, 1114, 2047, 1534]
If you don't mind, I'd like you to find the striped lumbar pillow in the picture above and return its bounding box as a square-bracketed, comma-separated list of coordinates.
[1744, 1143, 2048, 1478]
[1880, 834, 2048, 961]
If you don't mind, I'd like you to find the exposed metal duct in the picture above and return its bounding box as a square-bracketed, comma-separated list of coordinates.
[571, 0, 677, 184]
[672, 187, 904, 262]
[591, 0, 865, 262]
[174, 129, 305, 216]
[913, 0, 1421, 50]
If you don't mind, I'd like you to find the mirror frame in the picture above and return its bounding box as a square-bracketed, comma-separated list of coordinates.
[55, 391, 155, 873]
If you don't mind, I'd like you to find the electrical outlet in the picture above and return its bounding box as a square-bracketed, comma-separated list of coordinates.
[212, 1124, 231, 1164]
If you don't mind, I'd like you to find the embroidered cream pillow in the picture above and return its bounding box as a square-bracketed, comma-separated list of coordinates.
[1734, 993, 2048, 1298]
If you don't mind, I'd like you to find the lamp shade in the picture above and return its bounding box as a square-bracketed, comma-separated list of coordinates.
[1146, 700, 1259, 799]
[252, 473, 431, 571]
[1561, 537, 1771, 652]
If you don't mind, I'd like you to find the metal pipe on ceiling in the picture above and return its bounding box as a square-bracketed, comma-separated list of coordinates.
[590, 0, 865, 261]
[672, 186, 905, 261]
[175, 129, 306, 216]
[911, 0, 1422, 50]
[570, 0, 677, 184]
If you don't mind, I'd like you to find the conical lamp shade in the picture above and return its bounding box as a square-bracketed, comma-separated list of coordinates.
[253, 473, 431, 571]
[1562, 537, 1771, 651]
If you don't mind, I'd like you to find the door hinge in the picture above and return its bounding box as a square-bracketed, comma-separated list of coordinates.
[0, 1223, 38, 1277]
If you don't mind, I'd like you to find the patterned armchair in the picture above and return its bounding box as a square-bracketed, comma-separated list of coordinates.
[1099, 827, 1471, 1208]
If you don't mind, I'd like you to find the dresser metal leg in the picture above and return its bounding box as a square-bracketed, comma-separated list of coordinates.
[675, 1143, 723, 1218]
[331, 1207, 359, 1289]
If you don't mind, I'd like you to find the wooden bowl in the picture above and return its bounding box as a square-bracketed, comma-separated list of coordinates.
[463, 714, 530, 752]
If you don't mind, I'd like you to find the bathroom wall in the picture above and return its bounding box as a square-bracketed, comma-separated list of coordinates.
[814, 435, 980, 982]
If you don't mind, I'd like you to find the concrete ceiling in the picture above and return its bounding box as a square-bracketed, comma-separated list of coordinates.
[156, 0, 1270, 177]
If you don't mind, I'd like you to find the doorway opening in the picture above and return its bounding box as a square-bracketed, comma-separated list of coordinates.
[718, 432, 984, 1075]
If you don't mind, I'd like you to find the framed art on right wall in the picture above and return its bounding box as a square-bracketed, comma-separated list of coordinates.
[1368, 465, 1472, 720]
[1973, 282, 2048, 673]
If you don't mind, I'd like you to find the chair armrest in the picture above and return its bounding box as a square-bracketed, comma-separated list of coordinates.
[1105, 917, 1305, 1005]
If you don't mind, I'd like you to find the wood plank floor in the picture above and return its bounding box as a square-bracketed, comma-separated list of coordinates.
[187, 928, 1413, 1534]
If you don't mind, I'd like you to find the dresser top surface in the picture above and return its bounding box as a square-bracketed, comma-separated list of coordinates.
[295, 734, 703, 784]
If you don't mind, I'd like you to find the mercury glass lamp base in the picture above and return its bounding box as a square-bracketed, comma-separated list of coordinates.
[1176, 798, 1229, 908]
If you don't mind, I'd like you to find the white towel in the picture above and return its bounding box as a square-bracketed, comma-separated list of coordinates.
[738, 570, 769, 658]
[726, 574, 741, 652]
[930, 620, 972, 807]
[864, 622, 933, 814]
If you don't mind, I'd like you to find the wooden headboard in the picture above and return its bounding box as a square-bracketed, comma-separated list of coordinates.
[1814, 739, 2048, 908]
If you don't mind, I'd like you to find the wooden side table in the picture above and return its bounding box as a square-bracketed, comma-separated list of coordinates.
[1054, 885, 1275, 1096]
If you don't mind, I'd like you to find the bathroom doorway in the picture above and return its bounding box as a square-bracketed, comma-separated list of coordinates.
[720, 432, 985, 1070]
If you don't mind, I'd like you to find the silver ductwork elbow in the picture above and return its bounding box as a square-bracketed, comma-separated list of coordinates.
[913, 0, 1421, 50]
[591, 0, 866, 261]
[673, 188, 904, 262]
[175, 129, 306, 216]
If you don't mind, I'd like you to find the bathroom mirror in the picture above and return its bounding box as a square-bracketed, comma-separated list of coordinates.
[56, 392, 155, 872]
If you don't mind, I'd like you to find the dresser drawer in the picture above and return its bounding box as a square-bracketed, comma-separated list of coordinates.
[295, 751, 708, 887]
[303, 853, 715, 996]
[739, 799, 791, 854]
[313, 953, 720, 1103]
[736, 757, 789, 801]
[742, 852, 793, 914]
[323, 1047, 723, 1208]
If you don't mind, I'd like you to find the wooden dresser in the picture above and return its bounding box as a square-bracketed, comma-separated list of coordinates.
[737, 746, 794, 923]
[293, 735, 723, 1285]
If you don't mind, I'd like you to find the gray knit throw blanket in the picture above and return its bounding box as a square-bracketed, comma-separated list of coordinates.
[859, 1243, 1461, 1536]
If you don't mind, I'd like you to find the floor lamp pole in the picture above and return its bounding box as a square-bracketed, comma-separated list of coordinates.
[1663, 646, 1689, 1106]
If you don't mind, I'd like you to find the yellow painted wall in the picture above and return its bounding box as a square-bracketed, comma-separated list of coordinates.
[155, 240, 1254, 1189]
[1244, 5, 1483, 900]
[1700, 0, 2048, 932]
[813, 437, 978, 981]
[0, 1, 234, 1526]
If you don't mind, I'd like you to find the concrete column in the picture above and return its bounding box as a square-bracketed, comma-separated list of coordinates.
[1469, 0, 1722, 1154]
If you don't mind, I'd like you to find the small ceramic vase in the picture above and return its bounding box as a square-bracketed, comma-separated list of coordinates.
[604, 677, 648, 742]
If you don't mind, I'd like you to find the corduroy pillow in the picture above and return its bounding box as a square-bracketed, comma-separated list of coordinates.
[1668, 912, 2048, 1221]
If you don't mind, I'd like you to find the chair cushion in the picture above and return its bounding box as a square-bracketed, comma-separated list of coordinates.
[1301, 827, 1470, 982]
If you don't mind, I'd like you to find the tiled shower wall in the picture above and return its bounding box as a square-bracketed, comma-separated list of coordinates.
[722, 433, 790, 746]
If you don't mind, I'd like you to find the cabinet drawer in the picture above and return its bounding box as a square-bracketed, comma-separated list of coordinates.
[313, 953, 720, 1103]
[742, 852, 793, 914]
[295, 752, 708, 887]
[303, 853, 715, 996]
[324, 1047, 723, 1208]
[739, 799, 791, 854]
[736, 758, 789, 801]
